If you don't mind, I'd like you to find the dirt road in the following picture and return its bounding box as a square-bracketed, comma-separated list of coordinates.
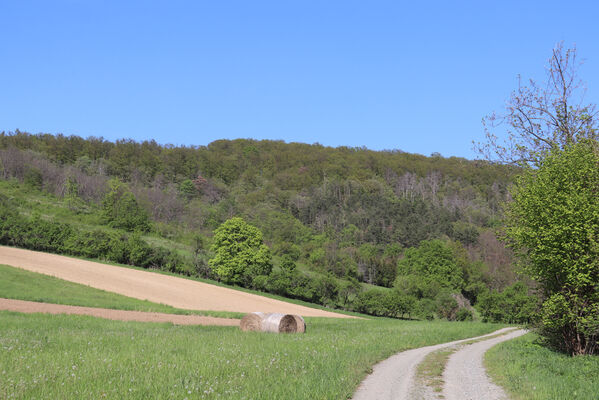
[443, 329, 528, 400]
[352, 327, 519, 400]
[0, 246, 352, 318]
[0, 298, 240, 326]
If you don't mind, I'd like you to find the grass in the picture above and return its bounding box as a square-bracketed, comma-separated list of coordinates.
[0, 264, 243, 319]
[417, 348, 454, 393]
[0, 312, 504, 399]
[485, 333, 599, 400]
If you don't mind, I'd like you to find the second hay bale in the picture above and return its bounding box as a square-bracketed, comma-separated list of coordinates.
[240, 312, 306, 333]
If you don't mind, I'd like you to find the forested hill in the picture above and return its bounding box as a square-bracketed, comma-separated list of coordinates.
[0, 131, 523, 319]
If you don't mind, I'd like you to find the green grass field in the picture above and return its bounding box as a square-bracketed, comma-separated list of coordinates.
[0, 260, 506, 399]
[485, 333, 599, 400]
[0, 312, 503, 399]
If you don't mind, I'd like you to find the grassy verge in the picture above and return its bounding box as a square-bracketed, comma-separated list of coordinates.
[0, 312, 503, 400]
[0, 264, 242, 319]
[417, 348, 454, 393]
[485, 333, 599, 400]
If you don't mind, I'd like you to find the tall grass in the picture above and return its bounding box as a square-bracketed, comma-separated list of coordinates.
[485, 333, 599, 400]
[0, 312, 503, 399]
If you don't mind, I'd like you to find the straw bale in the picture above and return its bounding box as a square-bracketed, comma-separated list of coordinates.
[240, 312, 306, 333]
[240, 312, 265, 332]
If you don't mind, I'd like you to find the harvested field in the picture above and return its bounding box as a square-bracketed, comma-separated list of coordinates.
[0, 246, 352, 318]
[0, 298, 240, 326]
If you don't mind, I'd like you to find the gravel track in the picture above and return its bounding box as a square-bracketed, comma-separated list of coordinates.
[352, 327, 517, 400]
[0, 246, 352, 318]
[443, 328, 527, 400]
[0, 298, 240, 326]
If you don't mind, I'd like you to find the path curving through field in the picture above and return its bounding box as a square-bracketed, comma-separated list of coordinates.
[443, 328, 528, 400]
[352, 327, 519, 400]
[0, 246, 352, 318]
[0, 298, 240, 326]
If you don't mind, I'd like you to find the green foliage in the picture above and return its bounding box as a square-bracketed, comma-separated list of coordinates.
[434, 290, 459, 320]
[178, 178, 197, 199]
[477, 282, 538, 324]
[208, 217, 273, 285]
[505, 142, 599, 354]
[395, 239, 464, 297]
[101, 179, 151, 232]
[0, 206, 189, 274]
[0, 132, 523, 320]
[352, 289, 414, 318]
[455, 307, 473, 321]
[23, 167, 43, 189]
[279, 255, 296, 272]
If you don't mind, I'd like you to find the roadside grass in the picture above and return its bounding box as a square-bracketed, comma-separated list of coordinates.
[485, 333, 599, 400]
[417, 349, 454, 393]
[0, 264, 242, 319]
[0, 311, 503, 400]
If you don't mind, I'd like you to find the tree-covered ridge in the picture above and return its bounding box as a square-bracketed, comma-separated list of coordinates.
[0, 130, 523, 319]
[0, 130, 514, 186]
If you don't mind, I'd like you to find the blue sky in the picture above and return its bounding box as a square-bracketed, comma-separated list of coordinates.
[1, 1, 598, 159]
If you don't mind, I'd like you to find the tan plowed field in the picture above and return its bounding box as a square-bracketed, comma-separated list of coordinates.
[0, 246, 352, 318]
[0, 298, 241, 326]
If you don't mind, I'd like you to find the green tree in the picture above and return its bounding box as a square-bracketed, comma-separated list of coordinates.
[208, 217, 272, 286]
[395, 239, 464, 297]
[505, 142, 599, 354]
[178, 179, 197, 200]
[101, 179, 151, 232]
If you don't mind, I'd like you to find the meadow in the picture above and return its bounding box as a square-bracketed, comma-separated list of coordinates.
[0, 263, 505, 399]
[0, 312, 504, 399]
[485, 334, 599, 400]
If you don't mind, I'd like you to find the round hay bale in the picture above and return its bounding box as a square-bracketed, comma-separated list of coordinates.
[240, 312, 265, 332]
[292, 315, 306, 333]
[240, 312, 306, 333]
[261, 313, 296, 333]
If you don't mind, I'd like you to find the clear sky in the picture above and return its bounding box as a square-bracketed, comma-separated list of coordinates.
[1, 1, 598, 159]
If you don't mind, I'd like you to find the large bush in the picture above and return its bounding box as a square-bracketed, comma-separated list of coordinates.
[505, 142, 599, 354]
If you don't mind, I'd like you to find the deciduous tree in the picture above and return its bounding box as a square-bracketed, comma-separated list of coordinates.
[505, 141, 599, 354]
[475, 43, 597, 165]
[208, 217, 272, 286]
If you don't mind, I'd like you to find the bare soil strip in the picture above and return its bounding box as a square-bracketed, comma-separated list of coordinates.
[0, 298, 240, 326]
[0, 246, 352, 318]
[443, 329, 528, 400]
[352, 327, 517, 400]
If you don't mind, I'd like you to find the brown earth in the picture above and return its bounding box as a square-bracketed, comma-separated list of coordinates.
[0, 298, 240, 326]
[0, 246, 353, 318]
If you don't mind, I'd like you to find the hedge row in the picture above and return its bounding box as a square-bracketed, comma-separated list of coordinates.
[0, 200, 193, 275]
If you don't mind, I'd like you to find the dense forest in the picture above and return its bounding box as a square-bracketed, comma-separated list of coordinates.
[0, 130, 535, 321]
